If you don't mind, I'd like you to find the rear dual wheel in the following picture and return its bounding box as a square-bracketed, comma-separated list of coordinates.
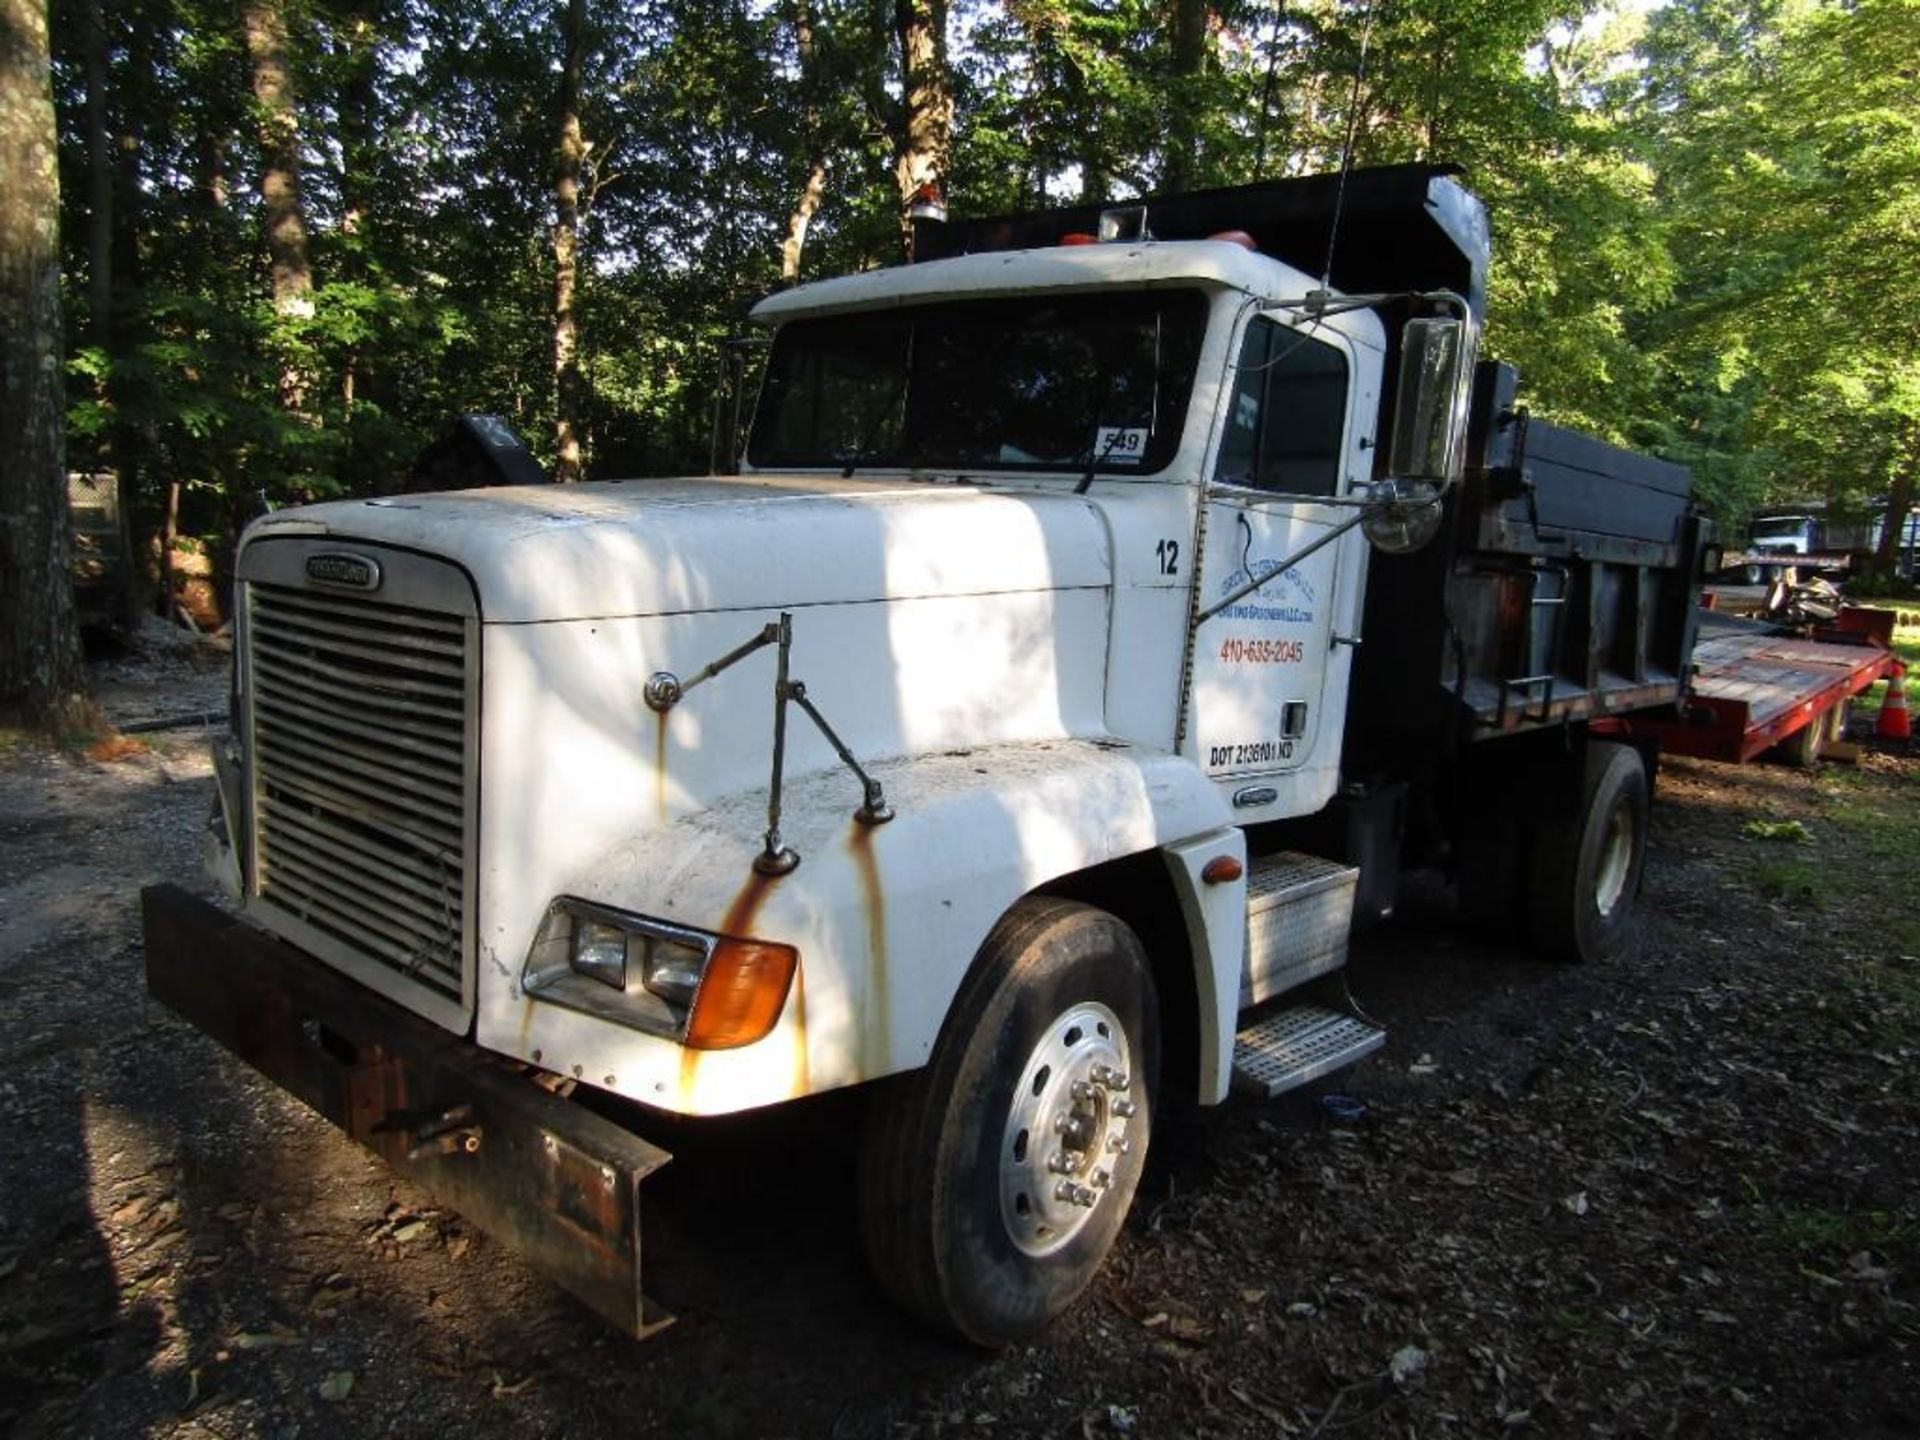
[1770, 702, 1848, 769]
[858, 897, 1158, 1347]
[1526, 741, 1650, 964]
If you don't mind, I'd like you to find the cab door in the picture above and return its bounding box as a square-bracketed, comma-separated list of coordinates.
[1183, 313, 1376, 812]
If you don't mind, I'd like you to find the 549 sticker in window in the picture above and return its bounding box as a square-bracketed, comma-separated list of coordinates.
[1094, 426, 1148, 465]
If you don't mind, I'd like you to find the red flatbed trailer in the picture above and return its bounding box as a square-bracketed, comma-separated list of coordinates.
[1619, 610, 1896, 763]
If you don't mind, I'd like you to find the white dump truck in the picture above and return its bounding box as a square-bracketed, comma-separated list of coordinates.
[145, 164, 1711, 1346]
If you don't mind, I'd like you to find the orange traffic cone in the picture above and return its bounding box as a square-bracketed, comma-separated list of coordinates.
[1878, 660, 1911, 742]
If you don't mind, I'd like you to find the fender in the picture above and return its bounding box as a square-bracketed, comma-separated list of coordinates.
[484, 739, 1239, 1116]
[1160, 828, 1250, 1105]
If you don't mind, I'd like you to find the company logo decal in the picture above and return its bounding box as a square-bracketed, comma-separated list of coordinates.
[1215, 515, 1317, 623]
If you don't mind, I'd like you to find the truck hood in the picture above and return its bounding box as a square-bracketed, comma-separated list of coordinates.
[243, 474, 1113, 623]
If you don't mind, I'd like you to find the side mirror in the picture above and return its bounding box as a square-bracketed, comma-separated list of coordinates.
[1388, 317, 1473, 485]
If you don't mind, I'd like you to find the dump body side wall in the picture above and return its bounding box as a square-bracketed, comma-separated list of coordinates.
[1346, 362, 1705, 783]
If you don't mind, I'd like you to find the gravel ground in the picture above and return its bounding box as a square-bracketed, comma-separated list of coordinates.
[1, 641, 1914, 1440]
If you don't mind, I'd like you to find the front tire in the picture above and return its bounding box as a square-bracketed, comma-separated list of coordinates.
[858, 897, 1159, 1347]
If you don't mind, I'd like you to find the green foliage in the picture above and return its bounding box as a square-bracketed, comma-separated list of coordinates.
[1752, 857, 1826, 906]
[43, 0, 1917, 570]
[1742, 818, 1811, 842]
[1631, 0, 1920, 524]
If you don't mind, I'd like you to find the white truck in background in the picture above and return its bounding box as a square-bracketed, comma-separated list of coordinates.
[144, 164, 1711, 1346]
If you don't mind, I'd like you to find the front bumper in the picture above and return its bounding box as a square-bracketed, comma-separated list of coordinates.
[141, 884, 674, 1337]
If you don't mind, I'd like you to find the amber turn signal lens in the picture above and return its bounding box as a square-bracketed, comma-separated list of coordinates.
[1201, 855, 1244, 885]
[684, 940, 799, 1050]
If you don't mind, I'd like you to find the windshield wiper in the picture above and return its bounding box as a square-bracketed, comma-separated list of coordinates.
[1071, 366, 1130, 496]
[838, 374, 909, 478]
[1072, 427, 1129, 496]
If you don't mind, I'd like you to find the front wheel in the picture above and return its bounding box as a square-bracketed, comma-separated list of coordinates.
[858, 897, 1159, 1346]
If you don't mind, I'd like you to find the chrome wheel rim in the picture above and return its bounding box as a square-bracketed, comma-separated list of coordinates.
[1593, 803, 1636, 917]
[999, 1001, 1137, 1257]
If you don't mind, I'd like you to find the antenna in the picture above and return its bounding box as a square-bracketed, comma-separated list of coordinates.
[1321, 0, 1381, 289]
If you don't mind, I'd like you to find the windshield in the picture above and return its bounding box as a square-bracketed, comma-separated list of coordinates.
[1750, 517, 1811, 539]
[747, 289, 1209, 475]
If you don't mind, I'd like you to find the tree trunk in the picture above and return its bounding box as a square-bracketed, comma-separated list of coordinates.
[1066, 48, 1105, 204]
[82, 0, 112, 347]
[82, 0, 141, 627]
[338, 12, 377, 242]
[894, 0, 951, 256]
[550, 0, 587, 482]
[114, 1, 159, 614]
[338, 8, 378, 417]
[1872, 448, 1916, 581]
[1164, 0, 1206, 192]
[0, 0, 90, 729]
[1253, 1, 1285, 175]
[781, 155, 829, 285]
[779, 0, 828, 285]
[160, 473, 181, 625]
[244, 0, 313, 316]
[244, 0, 315, 413]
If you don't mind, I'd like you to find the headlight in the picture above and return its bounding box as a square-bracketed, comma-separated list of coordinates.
[640, 936, 705, 1008]
[523, 897, 797, 1050]
[570, 921, 629, 989]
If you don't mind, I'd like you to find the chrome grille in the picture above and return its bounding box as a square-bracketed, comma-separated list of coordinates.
[247, 581, 471, 1004]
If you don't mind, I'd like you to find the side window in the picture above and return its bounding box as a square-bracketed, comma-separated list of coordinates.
[1213, 318, 1350, 497]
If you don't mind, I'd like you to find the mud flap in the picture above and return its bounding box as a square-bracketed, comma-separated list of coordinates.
[141, 884, 674, 1338]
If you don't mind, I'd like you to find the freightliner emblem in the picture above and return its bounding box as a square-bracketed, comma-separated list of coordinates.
[305, 552, 382, 591]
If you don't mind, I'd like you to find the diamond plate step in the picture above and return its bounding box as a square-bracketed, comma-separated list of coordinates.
[1231, 1003, 1385, 1098]
[1241, 852, 1359, 1008]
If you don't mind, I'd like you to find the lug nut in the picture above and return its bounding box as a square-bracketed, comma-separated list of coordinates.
[1049, 1150, 1084, 1174]
[1108, 1135, 1131, 1154]
[1071, 1080, 1096, 1102]
[1091, 1169, 1111, 1189]
[1109, 1070, 1130, 1091]
[1074, 1185, 1098, 1208]
[1113, 1098, 1138, 1118]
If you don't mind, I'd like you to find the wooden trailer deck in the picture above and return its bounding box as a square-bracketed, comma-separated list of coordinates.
[1618, 612, 1896, 763]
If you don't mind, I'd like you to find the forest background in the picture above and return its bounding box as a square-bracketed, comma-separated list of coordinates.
[2, 0, 1917, 723]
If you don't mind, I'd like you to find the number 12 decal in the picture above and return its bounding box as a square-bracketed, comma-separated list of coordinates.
[1155, 539, 1180, 576]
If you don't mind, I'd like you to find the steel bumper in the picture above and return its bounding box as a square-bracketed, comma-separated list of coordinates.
[142, 883, 674, 1337]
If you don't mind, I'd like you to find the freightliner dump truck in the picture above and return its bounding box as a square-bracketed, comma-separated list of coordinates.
[144, 165, 1712, 1346]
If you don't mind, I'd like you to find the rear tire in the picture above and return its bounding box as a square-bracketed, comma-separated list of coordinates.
[1526, 742, 1649, 963]
[1829, 701, 1851, 743]
[858, 897, 1158, 1347]
[1769, 713, 1827, 768]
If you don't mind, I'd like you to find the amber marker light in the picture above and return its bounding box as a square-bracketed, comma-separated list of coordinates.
[684, 939, 800, 1050]
[1201, 855, 1244, 885]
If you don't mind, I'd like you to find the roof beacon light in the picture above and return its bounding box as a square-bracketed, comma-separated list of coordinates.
[1097, 204, 1149, 243]
[907, 183, 947, 224]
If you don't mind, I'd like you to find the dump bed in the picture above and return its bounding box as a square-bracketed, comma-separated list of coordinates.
[1347, 361, 1711, 767]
